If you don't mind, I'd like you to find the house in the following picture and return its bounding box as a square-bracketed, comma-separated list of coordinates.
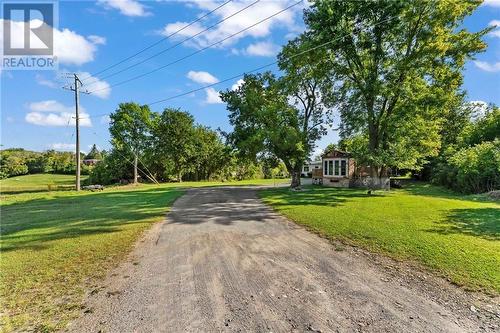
[83, 144, 102, 166]
[82, 158, 100, 166]
[301, 160, 322, 177]
[312, 149, 355, 187]
[312, 148, 390, 189]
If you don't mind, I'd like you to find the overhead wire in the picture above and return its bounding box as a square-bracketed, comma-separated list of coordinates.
[83, 0, 260, 86]
[144, 7, 400, 107]
[80, 0, 234, 82]
[87, 0, 303, 94]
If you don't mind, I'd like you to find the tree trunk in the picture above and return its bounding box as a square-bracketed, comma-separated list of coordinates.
[290, 168, 301, 189]
[133, 154, 138, 185]
[178, 170, 182, 183]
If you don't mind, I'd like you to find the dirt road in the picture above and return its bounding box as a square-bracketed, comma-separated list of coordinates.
[69, 186, 497, 332]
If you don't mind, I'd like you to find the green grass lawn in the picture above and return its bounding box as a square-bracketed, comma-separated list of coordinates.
[0, 178, 288, 332]
[0, 174, 89, 194]
[260, 183, 500, 294]
[0, 185, 183, 332]
[0, 173, 286, 194]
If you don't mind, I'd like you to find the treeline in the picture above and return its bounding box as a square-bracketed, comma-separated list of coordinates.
[0, 149, 92, 179]
[427, 104, 500, 193]
[88, 103, 288, 185]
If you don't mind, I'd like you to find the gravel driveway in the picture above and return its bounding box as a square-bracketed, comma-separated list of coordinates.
[68, 186, 498, 332]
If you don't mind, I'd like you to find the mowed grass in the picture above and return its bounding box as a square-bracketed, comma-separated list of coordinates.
[0, 178, 289, 332]
[0, 185, 184, 332]
[260, 183, 500, 293]
[0, 174, 89, 193]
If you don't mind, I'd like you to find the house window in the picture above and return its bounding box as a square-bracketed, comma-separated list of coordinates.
[303, 165, 309, 172]
[341, 160, 347, 176]
[323, 158, 349, 177]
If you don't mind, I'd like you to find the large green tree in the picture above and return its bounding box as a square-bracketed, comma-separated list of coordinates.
[221, 37, 331, 188]
[188, 126, 229, 181]
[109, 102, 153, 184]
[152, 108, 196, 182]
[303, 0, 488, 181]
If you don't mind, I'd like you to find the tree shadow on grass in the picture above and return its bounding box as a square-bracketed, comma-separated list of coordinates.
[261, 186, 381, 207]
[399, 181, 493, 203]
[0, 187, 183, 252]
[426, 208, 500, 240]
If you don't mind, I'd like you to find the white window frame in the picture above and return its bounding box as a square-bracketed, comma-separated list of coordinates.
[323, 158, 349, 177]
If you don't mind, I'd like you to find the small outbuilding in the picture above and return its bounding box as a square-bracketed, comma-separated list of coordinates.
[301, 160, 322, 178]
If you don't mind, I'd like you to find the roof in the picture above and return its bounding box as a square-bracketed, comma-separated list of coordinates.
[321, 149, 351, 159]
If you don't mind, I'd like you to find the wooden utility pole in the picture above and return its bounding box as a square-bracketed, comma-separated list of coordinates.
[74, 74, 81, 191]
[63, 73, 89, 191]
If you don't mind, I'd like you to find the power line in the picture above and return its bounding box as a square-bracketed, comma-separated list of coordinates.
[83, 0, 259, 86]
[83, 3, 397, 120]
[148, 63, 275, 106]
[80, 0, 233, 82]
[89, 130, 160, 185]
[144, 10, 400, 107]
[88, 0, 302, 94]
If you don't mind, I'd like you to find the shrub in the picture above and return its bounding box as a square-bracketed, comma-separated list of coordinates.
[449, 140, 500, 193]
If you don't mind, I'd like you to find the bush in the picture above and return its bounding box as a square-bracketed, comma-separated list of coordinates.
[448, 140, 500, 193]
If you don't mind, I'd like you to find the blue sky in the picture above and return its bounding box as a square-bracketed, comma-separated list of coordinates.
[1, 0, 499, 156]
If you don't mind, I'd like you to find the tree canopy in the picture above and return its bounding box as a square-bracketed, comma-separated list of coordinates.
[302, 0, 488, 179]
[109, 102, 153, 184]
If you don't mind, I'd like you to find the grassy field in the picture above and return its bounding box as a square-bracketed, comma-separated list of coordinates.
[0, 173, 286, 194]
[260, 183, 500, 294]
[0, 174, 89, 193]
[0, 177, 288, 332]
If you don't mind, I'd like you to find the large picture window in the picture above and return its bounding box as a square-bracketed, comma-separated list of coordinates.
[323, 158, 348, 177]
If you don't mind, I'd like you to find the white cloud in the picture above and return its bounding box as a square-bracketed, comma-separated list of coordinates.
[204, 88, 223, 104]
[35, 74, 58, 88]
[100, 115, 111, 124]
[0, 19, 100, 66]
[160, 21, 205, 39]
[88, 35, 107, 45]
[160, 0, 302, 49]
[48, 143, 76, 151]
[98, 0, 151, 17]
[54, 27, 98, 65]
[29, 100, 72, 113]
[187, 70, 219, 84]
[467, 100, 489, 121]
[231, 79, 244, 90]
[483, 0, 500, 7]
[78, 71, 111, 99]
[489, 30, 500, 38]
[488, 20, 500, 38]
[25, 100, 92, 127]
[473, 61, 500, 72]
[245, 41, 280, 57]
